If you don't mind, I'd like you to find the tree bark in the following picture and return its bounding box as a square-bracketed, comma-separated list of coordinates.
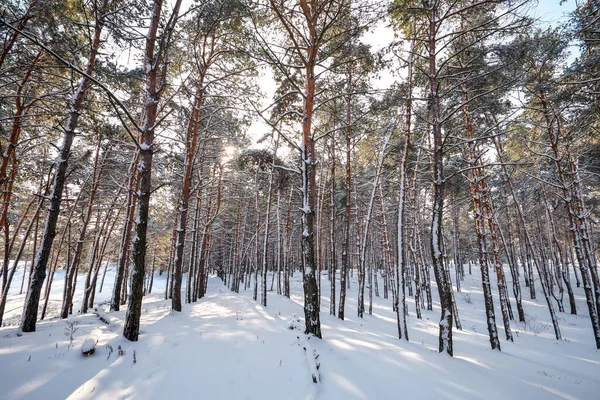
[428, 5, 453, 355]
[62, 138, 107, 317]
[20, 0, 108, 331]
[112, 150, 139, 311]
[173, 81, 205, 311]
[124, 0, 182, 341]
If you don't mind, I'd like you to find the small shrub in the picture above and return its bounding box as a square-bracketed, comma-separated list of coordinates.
[106, 344, 113, 360]
[64, 320, 80, 347]
[461, 292, 473, 304]
[521, 315, 549, 336]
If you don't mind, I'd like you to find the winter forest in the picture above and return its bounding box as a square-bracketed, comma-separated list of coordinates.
[0, 0, 599, 398]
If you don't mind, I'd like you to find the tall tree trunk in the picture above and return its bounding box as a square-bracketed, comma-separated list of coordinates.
[492, 135, 526, 322]
[112, 151, 139, 310]
[329, 133, 336, 316]
[538, 94, 596, 346]
[0, 197, 43, 326]
[62, 139, 106, 317]
[462, 95, 500, 350]
[173, 75, 205, 311]
[83, 184, 122, 312]
[540, 183, 575, 314]
[0, 197, 34, 293]
[124, 0, 182, 341]
[261, 135, 279, 307]
[358, 127, 392, 319]
[186, 188, 202, 303]
[395, 35, 415, 341]
[20, 0, 108, 332]
[501, 150, 562, 340]
[338, 88, 352, 321]
[165, 200, 179, 299]
[253, 169, 260, 302]
[298, 13, 321, 337]
[194, 165, 222, 301]
[316, 164, 327, 302]
[0, 51, 44, 238]
[283, 186, 293, 298]
[428, 5, 453, 356]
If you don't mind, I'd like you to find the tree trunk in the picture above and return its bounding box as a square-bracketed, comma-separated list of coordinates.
[395, 35, 415, 341]
[124, 0, 182, 341]
[66, 140, 107, 316]
[428, 5, 453, 355]
[329, 133, 336, 316]
[0, 197, 43, 326]
[338, 91, 351, 321]
[20, 1, 107, 332]
[112, 151, 139, 310]
[261, 135, 279, 307]
[173, 74, 206, 311]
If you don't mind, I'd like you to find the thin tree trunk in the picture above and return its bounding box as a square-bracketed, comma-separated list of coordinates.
[491, 135, 526, 322]
[329, 133, 336, 316]
[463, 96, 500, 350]
[62, 138, 106, 317]
[261, 135, 279, 307]
[395, 34, 415, 341]
[338, 100, 351, 320]
[538, 94, 595, 346]
[0, 197, 43, 326]
[113, 150, 139, 310]
[173, 75, 206, 311]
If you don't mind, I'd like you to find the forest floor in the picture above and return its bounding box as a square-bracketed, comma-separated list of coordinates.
[1, 265, 599, 399]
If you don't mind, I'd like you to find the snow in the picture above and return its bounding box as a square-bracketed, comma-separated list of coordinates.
[432, 210, 442, 259]
[1, 263, 599, 399]
[81, 329, 102, 354]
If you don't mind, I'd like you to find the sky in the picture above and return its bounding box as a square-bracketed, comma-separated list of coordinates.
[535, 0, 577, 27]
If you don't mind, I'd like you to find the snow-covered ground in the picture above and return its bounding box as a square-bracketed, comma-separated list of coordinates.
[1, 264, 599, 399]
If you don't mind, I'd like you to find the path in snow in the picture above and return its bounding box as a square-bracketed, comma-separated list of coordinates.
[67, 286, 315, 400]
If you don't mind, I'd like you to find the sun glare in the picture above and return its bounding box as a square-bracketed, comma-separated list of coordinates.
[221, 145, 237, 163]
